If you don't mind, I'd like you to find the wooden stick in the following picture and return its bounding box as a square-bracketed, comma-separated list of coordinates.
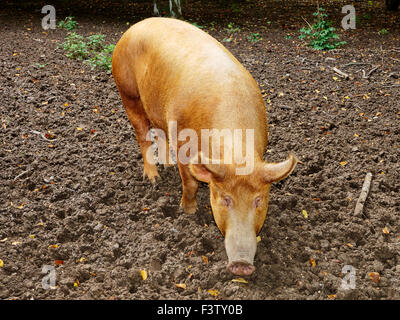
[332, 67, 349, 79]
[354, 172, 373, 217]
[362, 65, 379, 79]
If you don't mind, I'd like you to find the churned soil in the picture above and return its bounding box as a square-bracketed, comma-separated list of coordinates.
[0, 0, 399, 300]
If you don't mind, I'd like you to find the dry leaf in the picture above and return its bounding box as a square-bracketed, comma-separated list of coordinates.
[16, 202, 25, 209]
[382, 227, 390, 235]
[309, 258, 316, 267]
[328, 294, 336, 299]
[340, 161, 348, 166]
[302, 210, 308, 219]
[140, 269, 148, 281]
[55, 260, 64, 265]
[175, 283, 187, 290]
[202, 255, 209, 264]
[368, 272, 380, 284]
[256, 236, 261, 243]
[0, 259, 4, 268]
[232, 278, 248, 284]
[207, 289, 220, 297]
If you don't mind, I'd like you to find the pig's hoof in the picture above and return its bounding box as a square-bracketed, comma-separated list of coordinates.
[227, 261, 255, 276]
[143, 166, 160, 184]
[180, 200, 197, 214]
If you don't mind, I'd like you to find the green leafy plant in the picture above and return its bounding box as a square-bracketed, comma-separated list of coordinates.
[299, 7, 346, 50]
[226, 22, 240, 33]
[247, 32, 262, 43]
[57, 16, 78, 31]
[60, 32, 114, 71]
[379, 28, 389, 35]
[87, 44, 115, 70]
[60, 32, 89, 60]
[87, 34, 106, 51]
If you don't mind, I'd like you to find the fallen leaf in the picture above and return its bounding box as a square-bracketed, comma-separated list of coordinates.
[340, 161, 348, 166]
[328, 294, 336, 299]
[140, 269, 148, 281]
[74, 280, 80, 287]
[0, 259, 3, 268]
[368, 272, 380, 284]
[382, 227, 390, 235]
[55, 260, 64, 265]
[232, 278, 248, 284]
[16, 202, 25, 209]
[256, 236, 261, 243]
[207, 289, 220, 297]
[302, 209, 308, 219]
[76, 127, 83, 131]
[309, 258, 316, 267]
[175, 283, 186, 290]
[202, 255, 209, 264]
[48, 244, 59, 249]
[78, 257, 86, 263]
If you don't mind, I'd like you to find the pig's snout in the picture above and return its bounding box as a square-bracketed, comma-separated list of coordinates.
[228, 261, 256, 276]
[224, 221, 257, 276]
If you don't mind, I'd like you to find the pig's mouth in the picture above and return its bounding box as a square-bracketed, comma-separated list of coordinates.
[227, 260, 256, 276]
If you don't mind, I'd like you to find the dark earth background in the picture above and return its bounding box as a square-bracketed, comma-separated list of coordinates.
[0, 0, 399, 299]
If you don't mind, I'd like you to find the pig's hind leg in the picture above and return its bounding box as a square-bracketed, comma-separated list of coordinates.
[120, 92, 160, 183]
[178, 162, 199, 214]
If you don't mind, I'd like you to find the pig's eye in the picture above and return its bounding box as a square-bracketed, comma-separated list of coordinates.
[222, 196, 232, 207]
[254, 196, 262, 208]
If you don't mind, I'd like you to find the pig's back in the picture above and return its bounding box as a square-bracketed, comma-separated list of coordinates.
[115, 18, 267, 152]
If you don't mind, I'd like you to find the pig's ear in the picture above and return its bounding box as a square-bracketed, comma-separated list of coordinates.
[263, 153, 299, 183]
[189, 153, 225, 183]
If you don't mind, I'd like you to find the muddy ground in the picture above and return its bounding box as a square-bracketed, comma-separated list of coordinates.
[0, 0, 400, 300]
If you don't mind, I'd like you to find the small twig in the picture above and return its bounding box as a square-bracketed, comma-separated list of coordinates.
[362, 65, 379, 79]
[30, 130, 57, 141]
[301, 16, 313, 31]
[342, 62, 372, 68]
[332, 67, 349, 79]
[354, 172, 372, 217]
[14, 170, 30, 182]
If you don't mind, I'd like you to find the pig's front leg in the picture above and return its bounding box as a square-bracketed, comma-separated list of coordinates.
[178, 162, 199, 214]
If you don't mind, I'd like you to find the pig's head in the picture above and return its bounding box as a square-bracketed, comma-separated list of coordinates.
[189, 153, 298, 276]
